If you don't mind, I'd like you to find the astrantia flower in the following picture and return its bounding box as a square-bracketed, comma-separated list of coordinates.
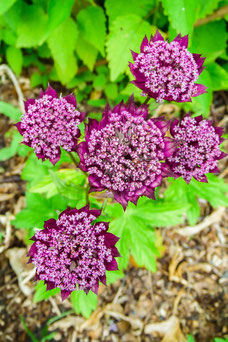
[16, 85, 85, 165]
[28, 205, 120, 300]
[129, 30, 206, 102]
[77, 97, 176, 209]
[166, 114, 226, 183]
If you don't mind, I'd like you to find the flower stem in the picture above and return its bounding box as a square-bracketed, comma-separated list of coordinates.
[68, 151, 78, 167]
[85, 184, 90, 204]
[143, 96, 151, 105]
[101, 198, 108, 213]
[68, 151, 88, 177]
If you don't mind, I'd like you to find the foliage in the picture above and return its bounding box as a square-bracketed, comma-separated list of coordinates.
[21, 310, 74, 342]
[165, 175, 228, 225]
[0, 0, 228, 326]
[0, 0, 227, 111]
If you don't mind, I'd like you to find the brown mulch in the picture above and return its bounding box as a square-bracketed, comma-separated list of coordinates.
[0, 78, 227, 342]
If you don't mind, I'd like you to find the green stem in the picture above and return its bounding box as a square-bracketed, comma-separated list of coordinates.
[68, 151, 88, 177]
[68, 151, 78, 167]
[143, 96, 151, 105]
[85, 184, 90, 204]
[101, 198, 108, 213]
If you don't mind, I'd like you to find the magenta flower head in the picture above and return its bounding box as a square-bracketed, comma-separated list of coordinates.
[28, 205, 120, 300]
[129, 30, 206, 102]
[166, 114, 226, 183]
[77, 96, 176, 209]
[16, 85, 85, 165]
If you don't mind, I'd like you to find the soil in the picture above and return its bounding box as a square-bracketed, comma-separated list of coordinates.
[0, 78, 227, 342]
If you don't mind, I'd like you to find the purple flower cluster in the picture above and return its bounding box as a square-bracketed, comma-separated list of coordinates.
[129, 31, 206, 102]
[16, 85, 84, 165]
[78, 97, 176, 209]
[28, 205, 120, 300]
[15, 29, 227, 300]
[167, 115, 226, 183]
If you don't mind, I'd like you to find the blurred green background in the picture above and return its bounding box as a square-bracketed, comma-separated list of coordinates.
[0, 0, 227, 114]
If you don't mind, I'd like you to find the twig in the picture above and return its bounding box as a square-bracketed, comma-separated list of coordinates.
[0, 64, 24, 114]
[195, 5, 228, 27]
[175, 207, 226, 236]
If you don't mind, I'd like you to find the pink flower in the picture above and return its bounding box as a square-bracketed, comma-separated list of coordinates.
[28, 205, 120, 300]
[167, 114, 226, 183]
[77, 96, 176, 209]
[129, 30, 206, 102]
[16, 85, 85, 165]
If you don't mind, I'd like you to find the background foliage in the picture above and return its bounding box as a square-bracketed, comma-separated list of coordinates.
[0, 0, 227, 113]
[0, 0, 228, 332]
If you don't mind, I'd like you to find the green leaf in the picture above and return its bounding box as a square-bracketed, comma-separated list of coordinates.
[48, 18, 78, 84]
[2, 27, 17, 45]
[106, 203, 131, 270]
[6, 46, 23, 75]
[129, 220, 158, 272]
[0, 131, 30, 161]
[41, 332, 56, 342]
[21, 315, 39, 342]
[105, 0, 155, 24]
[75, 33, 98, 71]
[93, 73, 107, 90]
[191, 20, 227, 64]
[0, 101, 21, 120]
[12, 193, 68, 231]
[207, 63, 228, 91]
[107, 197, 186, 272]
[106, 14, 151, 81]
[3, 1, 21, 32]
[21, 154, 51, 187]
[197, 0, 220, 19]
[131, 196, 188, 227]
[34, 280, 60, 303]
[87, 99, 107, 107]
[161, 0, 198, 35]
[47, 0, 74, 35]
[189, 69, 212, 116]
[30, 72, 49, 88]
[190, 174, 228, 208]
[165, 175, 228, 226]
[104, 83, 118, 100]
[77, 6, 106, 56]
[0, 0, 16, 15]
[106, 270, 124, 285]
[48, 169, 86, 203]
[165, 178, 200, 225]
[187, 335, 196, 342]
[16, 3, 48, 47]
[71, 290, 98, 318]
[30, 169, 86, 200]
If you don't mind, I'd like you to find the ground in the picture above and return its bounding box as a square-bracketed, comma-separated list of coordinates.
[0, 79, 227, 342]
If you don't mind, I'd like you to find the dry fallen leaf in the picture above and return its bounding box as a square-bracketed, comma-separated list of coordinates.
[144, 316, 186, 342]
[5, 247, 35, 296]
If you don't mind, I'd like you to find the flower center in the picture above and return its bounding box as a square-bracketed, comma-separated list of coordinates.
[85, 111, 165, 194]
